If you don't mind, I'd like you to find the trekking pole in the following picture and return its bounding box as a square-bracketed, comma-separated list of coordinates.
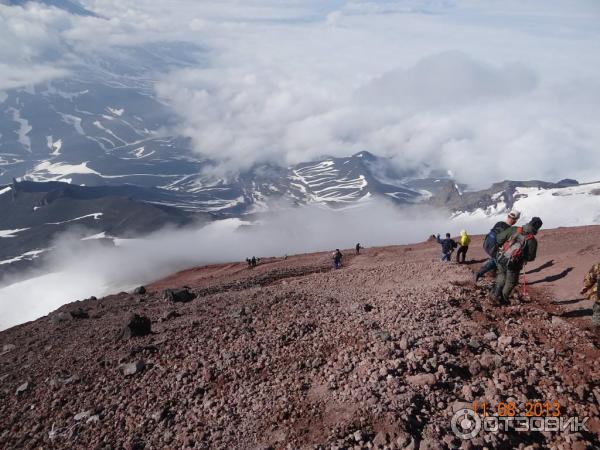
[520, 274, 529, 297]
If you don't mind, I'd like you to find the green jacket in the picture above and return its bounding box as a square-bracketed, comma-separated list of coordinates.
[496, 224, 538, 270]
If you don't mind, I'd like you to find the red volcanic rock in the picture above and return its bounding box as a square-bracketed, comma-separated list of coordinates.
[1, 228, 600, 449]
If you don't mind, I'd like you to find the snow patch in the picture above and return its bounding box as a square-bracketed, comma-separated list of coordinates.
[46, 136, 63, 156]
[46, 213, 103, 226]
[27, 161, 100, 182]
[0, 249, 45, 266]
[108, 107, 124, 116]
[0, 228, 29, 238]
[9, 108, 32, 152]
[0, 186, 12, 196]
[81, 232, 108, 240]
[93, 120, 127, 145]
[58, 113, 85, 135]
[453, 182, 600, 227]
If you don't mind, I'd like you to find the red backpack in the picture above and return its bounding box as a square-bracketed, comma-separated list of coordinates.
[497, 227, 534, 268]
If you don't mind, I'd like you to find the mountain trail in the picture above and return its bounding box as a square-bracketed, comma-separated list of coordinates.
[1, 226, 599, 449]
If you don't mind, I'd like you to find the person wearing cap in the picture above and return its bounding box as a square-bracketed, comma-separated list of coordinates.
[492, 216, 543, 305]
[475, 210, 521, 282]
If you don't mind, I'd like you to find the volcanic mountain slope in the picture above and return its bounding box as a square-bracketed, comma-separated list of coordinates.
[0, 180, 208, 278]
[1, 227, 600, 449]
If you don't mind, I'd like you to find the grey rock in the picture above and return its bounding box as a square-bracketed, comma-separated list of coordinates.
[483, 331, 498, 341]
[497, 335, 513, 349]
[74, 410, 93, 421]
[406, 373, 436, 386]
[16, 382, 29, 395]
[120, 360, 145, 376]
[51, 312, 73, 324]
[399, 336, 411, 351]
[2, 343, 16, 352]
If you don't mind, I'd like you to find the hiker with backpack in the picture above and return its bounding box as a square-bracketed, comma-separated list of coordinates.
[456, 230, 471, 263]
[436, 233, 457, 262]
[492, 217, 543, 305]
[332, 249, 343, 269]
[355, 243, 362, 255]
[475, 210, 521, 282]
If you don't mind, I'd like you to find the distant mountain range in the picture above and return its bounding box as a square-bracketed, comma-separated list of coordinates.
[1, 0, 599, 279]
[2, 154, 599, 279]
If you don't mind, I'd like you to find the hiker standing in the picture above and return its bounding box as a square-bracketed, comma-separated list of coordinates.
[456, 230, 471, 263]
[332, 249, 343, 269]
[475, 210, 521, 282]
[251, 256, 257, 268]
[355, 243, 362, 255]
[493, 217, 542, 305]
[436, 233, 457, 262]
[581, 262, 600, 328]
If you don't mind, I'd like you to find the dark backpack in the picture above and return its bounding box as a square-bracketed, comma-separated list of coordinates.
[483, 222, 510, 257]
[483, 231, 497, 257]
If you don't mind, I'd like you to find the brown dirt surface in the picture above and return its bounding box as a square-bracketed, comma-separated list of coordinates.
[1, 226, 599, 449]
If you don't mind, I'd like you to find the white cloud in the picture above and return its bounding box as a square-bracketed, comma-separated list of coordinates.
[0, 198, 495, 330]
[147, 1, 600, 186]
[1, 0, 599, 185]
[0, 63, 70, 90]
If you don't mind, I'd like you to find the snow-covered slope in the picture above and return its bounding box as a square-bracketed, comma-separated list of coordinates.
[452, 181, 600, 227]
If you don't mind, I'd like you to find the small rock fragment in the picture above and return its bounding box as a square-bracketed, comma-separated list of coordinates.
[120, 360, 145, 376]
[406, 373, 436, 386]
[16, 382, 29, 395]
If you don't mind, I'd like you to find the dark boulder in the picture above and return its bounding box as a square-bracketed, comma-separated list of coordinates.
[122, 314, 152, 339]
[163, 288, 196, 303]
[133, 286, 146, 295]
[70, 308, 89, 319]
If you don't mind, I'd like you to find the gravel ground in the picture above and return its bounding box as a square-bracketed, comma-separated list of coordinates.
[1, 238, 599, 449]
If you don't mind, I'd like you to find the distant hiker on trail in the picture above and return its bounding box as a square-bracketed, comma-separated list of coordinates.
[492, 216, 542, 305]
[581, 262, 600, 328]
[251, 256, 257, 268]
[456, 230, 471, 264]
[436, 233, 457, 262]
[475, 210, 520, 282]
[356, 243, 362, 255]
[332, 249, 343, 269]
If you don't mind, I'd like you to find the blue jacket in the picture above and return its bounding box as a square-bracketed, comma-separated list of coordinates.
[437, 236, 457, 254]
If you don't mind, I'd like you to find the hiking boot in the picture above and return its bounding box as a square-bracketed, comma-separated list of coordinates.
[489, 291, 501, 306]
